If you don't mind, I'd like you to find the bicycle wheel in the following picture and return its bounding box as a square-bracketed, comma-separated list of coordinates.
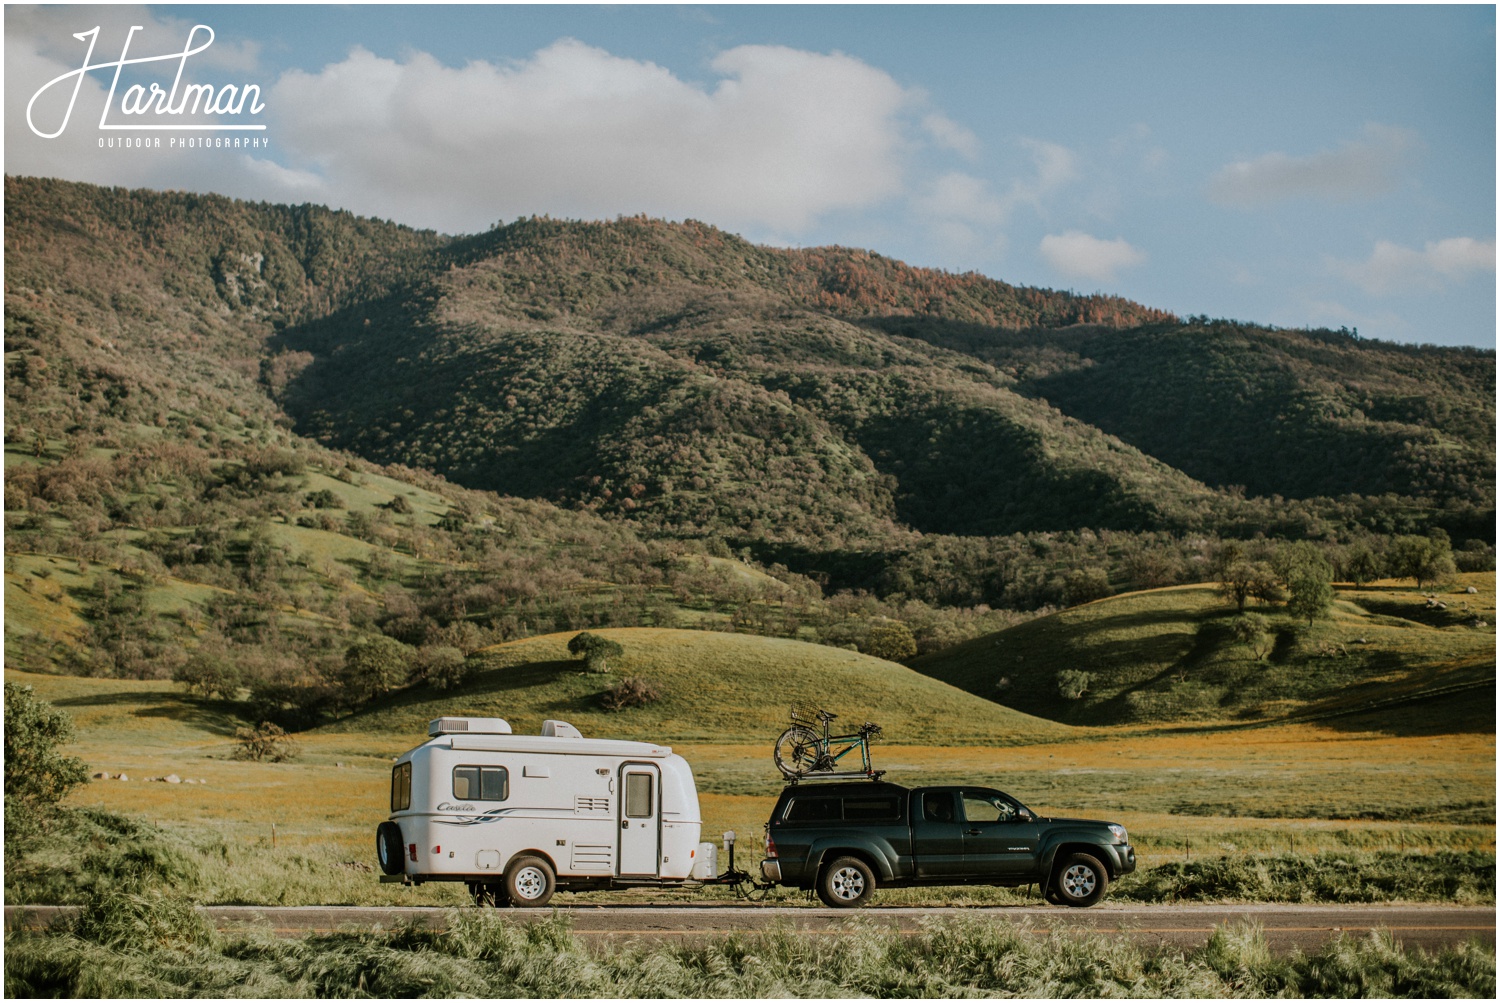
[773, 725, 823, 777]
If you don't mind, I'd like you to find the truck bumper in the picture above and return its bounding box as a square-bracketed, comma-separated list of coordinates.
[1112, 844, 1137, 876]
[760, 858, 782, 883]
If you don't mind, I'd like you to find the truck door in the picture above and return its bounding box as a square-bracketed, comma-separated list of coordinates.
[618, 763, 661, 876]
[960, 790, 1041, 878]
[909, 789, 967, 878]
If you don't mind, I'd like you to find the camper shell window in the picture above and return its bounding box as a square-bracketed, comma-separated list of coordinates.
[453, 765, 509, 802]
[391, 762, 411, 812]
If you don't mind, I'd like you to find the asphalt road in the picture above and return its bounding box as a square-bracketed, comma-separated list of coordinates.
[6, 903, 1493, 954]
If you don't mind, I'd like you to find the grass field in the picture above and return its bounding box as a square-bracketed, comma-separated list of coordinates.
[7, 604, 1492, 909]
[910, 574, 1497, 727]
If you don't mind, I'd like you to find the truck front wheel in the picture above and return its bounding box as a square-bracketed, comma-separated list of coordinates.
[1051, 852, 1108, 907]
[818, 856, 876, 908]
[504, 855, 556, 907]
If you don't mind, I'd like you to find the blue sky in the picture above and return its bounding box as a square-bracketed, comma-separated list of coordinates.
[6, 4, 1495, 346]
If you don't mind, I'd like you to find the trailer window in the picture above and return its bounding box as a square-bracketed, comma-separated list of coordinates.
[453, 766, 509, 802]
[624, 772, 654, 818]
[391, 762, 411, 812]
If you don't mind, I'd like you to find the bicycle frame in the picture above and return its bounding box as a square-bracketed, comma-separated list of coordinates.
[787, 709, 883, 781]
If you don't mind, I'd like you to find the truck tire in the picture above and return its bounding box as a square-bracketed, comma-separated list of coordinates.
[1051, 852, 1108, 907]
[817, 856, 876, 908]
[504, 855, 556, 907]
[376, 822, 404, 876]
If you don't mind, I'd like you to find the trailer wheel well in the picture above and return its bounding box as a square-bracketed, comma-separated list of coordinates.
[509, 849, 559, 874]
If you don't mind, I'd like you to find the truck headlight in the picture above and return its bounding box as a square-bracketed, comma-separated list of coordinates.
[1108, 824, 1128, 844]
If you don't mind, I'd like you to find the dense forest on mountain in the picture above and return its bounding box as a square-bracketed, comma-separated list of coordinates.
[4, 177, 1493, 725]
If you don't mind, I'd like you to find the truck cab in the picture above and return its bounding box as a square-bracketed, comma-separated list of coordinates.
[759, 781, 1135, 907]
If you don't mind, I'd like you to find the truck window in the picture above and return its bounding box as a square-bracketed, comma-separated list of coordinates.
[624, 772, 653, 818]
[453, 765, 509, 801]
[922, 792, 956, 822]
[843, 796, 901, 821]
[785, 797, 841, 821]
[962, 794, 1017, 823]
[391, 762, 411, 812]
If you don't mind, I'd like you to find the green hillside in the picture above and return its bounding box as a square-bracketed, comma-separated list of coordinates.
[3, 176, 1493, 721]
[910, 574, 1497, 727]
[875, 317, 1494, 512]
[327, 627, 1073, 746]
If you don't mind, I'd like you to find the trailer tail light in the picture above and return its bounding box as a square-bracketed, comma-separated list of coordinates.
[408, 843, 418, 862]
[433, 846, 441, 855]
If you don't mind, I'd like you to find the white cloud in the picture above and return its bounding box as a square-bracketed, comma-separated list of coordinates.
[1328, 237, 1495, 295]
[1208, 123, 1418, 206]
[265, 40, 917, 234]
[6, 25, 937, 236]
[922, 113, 979, 159]
[1039, 231, 1146, 284]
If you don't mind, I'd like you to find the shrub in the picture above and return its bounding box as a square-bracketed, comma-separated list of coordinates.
[1056, 669, 1094, 700]
[4, 683, 90, 841]
[412, 645, 467, 689]
[567, 631, 623, 673]
[863, 621, 917, 662]
[231, 721, 299, 762]
[600, 676, 661, 711]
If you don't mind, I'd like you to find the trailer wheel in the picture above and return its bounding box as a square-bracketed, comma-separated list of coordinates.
[504, 855, 555, 907]
[817, 856, 875, 908]
[376, 822, 404, 876]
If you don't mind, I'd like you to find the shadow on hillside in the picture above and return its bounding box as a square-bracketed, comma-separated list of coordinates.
[52, 691, 242, 736]
[391, 658, 585, 707]
[1302, 684, 1497, 737]
[134, 702, 243, 736]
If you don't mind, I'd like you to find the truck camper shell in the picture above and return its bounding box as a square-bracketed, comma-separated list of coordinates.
[377, 717, 710, 906]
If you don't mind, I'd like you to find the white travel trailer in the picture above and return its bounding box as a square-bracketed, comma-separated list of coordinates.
[377, 717, 714, 906]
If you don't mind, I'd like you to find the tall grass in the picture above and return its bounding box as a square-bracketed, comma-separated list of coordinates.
[1114, 850, 1496, 905]
[6, 912, 1494, 998]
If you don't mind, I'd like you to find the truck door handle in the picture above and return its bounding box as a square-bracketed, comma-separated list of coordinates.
[965, 829, 981, 835]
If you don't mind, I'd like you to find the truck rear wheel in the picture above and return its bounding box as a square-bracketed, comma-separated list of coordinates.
[817, 856, 875, 908]
[376, 822, 404, 876]
[1051, 852, 1107, 907]
[504, 855, 556, 907]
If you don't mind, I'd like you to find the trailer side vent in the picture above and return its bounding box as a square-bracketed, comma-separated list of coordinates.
[428, 717, 512, 737]
[575, 796, 610, 813]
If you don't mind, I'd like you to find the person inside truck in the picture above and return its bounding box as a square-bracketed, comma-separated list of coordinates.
[923, 793, 953, 822]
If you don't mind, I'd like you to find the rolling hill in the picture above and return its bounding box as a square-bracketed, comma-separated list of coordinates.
[910, 574, 1496, 728]
[326, 627, 1073, 746]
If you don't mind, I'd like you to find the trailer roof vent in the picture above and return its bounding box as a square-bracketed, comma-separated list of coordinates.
[540, 719, 582, 739]
[429, 717, 512, 737]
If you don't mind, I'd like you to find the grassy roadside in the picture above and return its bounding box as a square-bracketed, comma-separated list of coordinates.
[6, 908, 1495, 998]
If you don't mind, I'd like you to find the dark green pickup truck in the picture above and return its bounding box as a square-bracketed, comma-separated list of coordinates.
[758, 780, 1135, 907]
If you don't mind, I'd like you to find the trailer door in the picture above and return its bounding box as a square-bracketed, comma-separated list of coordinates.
[618, 763, 661, 876]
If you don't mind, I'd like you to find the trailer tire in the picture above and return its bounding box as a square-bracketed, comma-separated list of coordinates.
[504, 855, 555, 907]
[376, 822, 404, 876]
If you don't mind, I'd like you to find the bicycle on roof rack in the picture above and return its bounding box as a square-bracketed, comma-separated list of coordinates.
[772, 708, 883, 781]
